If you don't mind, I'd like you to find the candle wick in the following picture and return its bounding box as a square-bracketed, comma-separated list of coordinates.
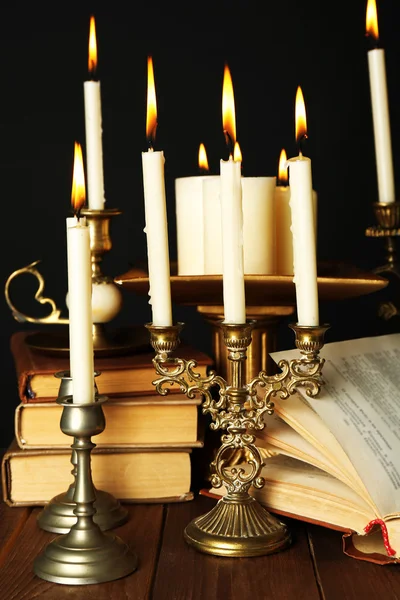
[147, 139, 154, 152]
[224, 130, 234, 159]
[298, 134, 308, 157]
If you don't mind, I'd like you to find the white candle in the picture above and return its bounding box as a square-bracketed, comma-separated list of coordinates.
[220, 65, 246, 324]
[175, 144, 219, 275]
[142, 56, 172, 326]
[220, 158, 246, 323]
[242, 176, 276, 274]
[84, 16, 105, 210]
[288, 88, 319, 326]
[366, 0, 395, 204]
[67, 143, 95, 403]
[275, 148, 318, 275]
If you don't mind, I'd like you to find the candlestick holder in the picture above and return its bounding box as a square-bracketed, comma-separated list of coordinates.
[37, 370, 128, 534]
[33, 393, 138, 585]
[146, 320, 328, 557]
[365, 202, 400, 277]
[365, 201, 400, 320]
[4, 207, 141, 356]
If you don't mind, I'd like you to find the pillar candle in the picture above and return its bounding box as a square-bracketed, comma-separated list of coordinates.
[175, 144, 219, 275]
[288, 87, 319, 326]
[66, 143, 94, 403]
[142, 56, 172, 326]
[242, 177, 276, 274]
[84, 16, 106, 210]
[366, 0, 395, 204]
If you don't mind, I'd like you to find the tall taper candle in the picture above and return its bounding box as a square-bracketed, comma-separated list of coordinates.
[366, 0, 395, 204]
[220, 65, 246, 324]
[84, 16, 106, 210]
[142, 56, 172, 326]
[66, 143, 95, 403]
[287, 88, 319, 326]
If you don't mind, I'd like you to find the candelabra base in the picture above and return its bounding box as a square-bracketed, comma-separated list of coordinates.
[37, 488, 128, 534]
[33, 524, 138, 585]
[184, 493, 291, 557]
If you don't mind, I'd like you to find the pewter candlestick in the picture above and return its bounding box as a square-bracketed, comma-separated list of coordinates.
[36, 370, 128, 534]
[34, 394, 137, 585]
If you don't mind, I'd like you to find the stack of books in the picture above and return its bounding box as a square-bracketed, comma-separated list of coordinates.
[2, 330, 213, 506]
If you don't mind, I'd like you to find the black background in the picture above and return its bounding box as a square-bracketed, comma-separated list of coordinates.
[2, 1, 400, 449]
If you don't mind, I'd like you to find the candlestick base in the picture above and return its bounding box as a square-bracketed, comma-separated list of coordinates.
[184, 493, 291, 557]
[37, 488, 129, 534]
[34, 525, 138, 585]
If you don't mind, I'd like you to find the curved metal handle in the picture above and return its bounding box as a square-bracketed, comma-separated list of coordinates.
[4, 260, 68, 324]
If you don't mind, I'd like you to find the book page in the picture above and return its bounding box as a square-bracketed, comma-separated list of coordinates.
[271, 333, 400, 517]
[258, 413, 377, 511]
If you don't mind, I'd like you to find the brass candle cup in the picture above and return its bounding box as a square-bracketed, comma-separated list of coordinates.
[146, 320, 328, 557]
[33, 394, 137, 585]
[365, 201, 400, 278]
[36, 370, 128, 534]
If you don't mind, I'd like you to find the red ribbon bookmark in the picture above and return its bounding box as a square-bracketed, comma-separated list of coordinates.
[364, 519, 396, 557]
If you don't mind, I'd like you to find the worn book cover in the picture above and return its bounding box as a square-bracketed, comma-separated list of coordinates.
[11, 330, 213, 402]
[2, 438, 196, 506]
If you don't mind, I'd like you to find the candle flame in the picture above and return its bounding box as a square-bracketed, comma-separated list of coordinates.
[222, 64, 236, 156]
[278, 149, 288, 185]
[295, 86, 308, 148]
[71, 142, 86, 216]
[88, 16, 97, 76]
[198, 143, 209, 172]
[146, 56, 157, 147]
[366, 0, 379, 41]
[233, 141, 242, 162]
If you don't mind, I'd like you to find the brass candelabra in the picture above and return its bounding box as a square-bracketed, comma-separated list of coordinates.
[146, 320, 328, 557]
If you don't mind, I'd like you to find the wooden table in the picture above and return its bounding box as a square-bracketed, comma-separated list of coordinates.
[2, 495, 400, 599]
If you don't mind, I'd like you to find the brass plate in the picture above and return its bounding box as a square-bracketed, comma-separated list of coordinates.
[26, 326, 151, 358]
[115, 263, 388, 306]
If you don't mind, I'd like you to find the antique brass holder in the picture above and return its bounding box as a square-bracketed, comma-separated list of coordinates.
[146, 320, 328, 557]
[37, 370, 128, 534]
[4, 208, 137, 357]
[365, 201, 400, 320]
[33, 394, 137, 585]
[365, 202, 400, 279]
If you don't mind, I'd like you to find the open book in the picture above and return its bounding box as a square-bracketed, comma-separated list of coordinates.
[206, 333, 400, 565]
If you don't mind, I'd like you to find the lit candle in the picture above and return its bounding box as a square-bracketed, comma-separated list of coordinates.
[141, 56, 172, 326]
[175, 143, 219, 275]
[275, 149, 318, 275]
[366, 0, 395, 204]
[84, 16, 106, 210]
[287, 87, 319, 326]
[220, 65, 246, 324]
[66, 142, 95, 403]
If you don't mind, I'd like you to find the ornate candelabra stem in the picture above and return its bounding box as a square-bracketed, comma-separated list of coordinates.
[146, 320, 328, 557]
[34, 395, 137, 585]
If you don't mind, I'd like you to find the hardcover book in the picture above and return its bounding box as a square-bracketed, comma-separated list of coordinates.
[11, 331, 213, 402]
[14, 396, 204, 450]
[2, 438, 194, 506]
